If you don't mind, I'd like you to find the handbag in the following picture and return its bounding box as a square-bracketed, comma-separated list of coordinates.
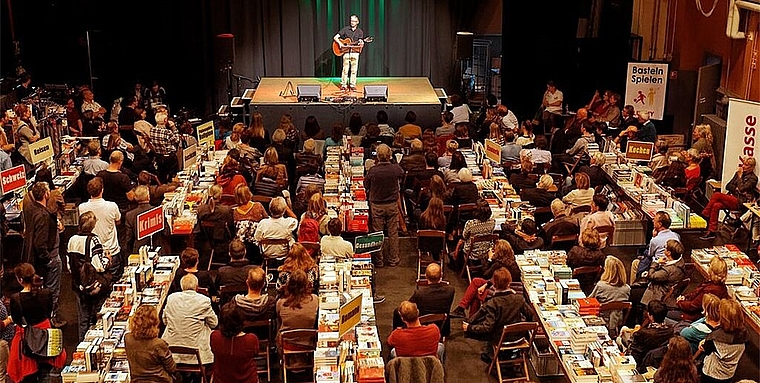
[18, 295, 63, 359]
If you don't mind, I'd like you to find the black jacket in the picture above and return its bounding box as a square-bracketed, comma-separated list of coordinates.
[501, 229, 544, 254]
[409, 283, 456, 336]
[726, 170, 758, 204]
[124, 202, 155, 254]
[446, 182, 479, 206]
[466, 290, 530, 344]
[566, 245, 605, 269]
[540, 215, 580, 245]
[519, 188, 554, 207]
[399, 152, 426, 172]
[629, 323, 674, 365]
[509, 172, 536, 193]
[22, 194, 58, 269]
[216, 260, 255, 287]
[576, 165, 607, 188]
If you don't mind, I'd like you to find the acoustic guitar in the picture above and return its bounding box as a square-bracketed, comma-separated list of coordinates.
[332, 36, 374, 56]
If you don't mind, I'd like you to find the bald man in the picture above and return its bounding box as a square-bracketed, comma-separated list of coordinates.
[392, 264, 455, 335]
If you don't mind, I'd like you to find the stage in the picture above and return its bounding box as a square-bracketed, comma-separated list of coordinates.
[249, 77, 444, 133]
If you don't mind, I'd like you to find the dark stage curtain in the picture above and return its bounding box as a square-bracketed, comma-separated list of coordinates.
[207, 0, 463, 107]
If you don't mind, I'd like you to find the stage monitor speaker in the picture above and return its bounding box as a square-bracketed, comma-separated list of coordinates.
[215, 34, 235, 63]
[364, 85, 388, 102]
[297, 85, 321, 102]
[456, 31, 474, 60]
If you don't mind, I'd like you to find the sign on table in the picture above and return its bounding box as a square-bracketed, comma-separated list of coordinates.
[338, 293, 363, 336]
[137, 206, 164, 240]
[355, 232, 384, 254]
[196, 121, 215, 149]
[0, 165, 26, 194]
[625, 140, 655, 161]
[29, 136, 54, 164]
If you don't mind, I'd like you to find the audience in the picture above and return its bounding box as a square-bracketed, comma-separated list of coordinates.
[579, 194, 614, 248]
[82, 140, 108, 176]
[124, 185, 153, 254]
[163, 274, 218, 367]
[96, 150, 134, 213]
[300, 115, 325, 142]
[398, 111, 422, 139]
[680, 293, 721, 353]
[438, 140, 458, 168]
[446, 168, 479, 206]
[684, 148, 701, 189]
[388, 301, 444, 359]
[230, 267, 276, 322]
[324, 123, 344, 152]
[254, 197, 298, 259]
[364, 144, 404, 268]
[419, 197, 447, 231]
[500, 131, 521, 164]
[699, 299, 748, 383]
[589, 256, 630, 336]
[700, 155, 757, 240]
[501, 218, 543, 253]
[641, 240, 686, 308]
[436, 111, 455, 137]
[455, 199, 495, 267]
[277, 270, 319, 335]
[320, 218, 355, 260]
[566, 228, 605, 269]
[635, 211, 681, 279]
[216, 239, 255, 287]
[576, 151, 607, 189]
[79, 177, 121, 277]
[392, 264, 454, 335]
[197, 184, 234, 242]
[452, 240, 520, 318]
[171, 248, 217, 296]
[539, 199, 580, 246]
[562, 172, 594, 208]
[520, 174, 554, 207]
[621, 300, 673, 365]
[125, 305, 177, 383]
[672, 256, 728, 322]
[443, 151, 466, 184]
[210, 304, 259, 383]
[256, 147, 288, 186]
[653, 336, 699, 383]
[275, 243, 318, 296]
[509, 158, 537, 193]
[400, 139, 426, 172]
[300, 192, 329, 236]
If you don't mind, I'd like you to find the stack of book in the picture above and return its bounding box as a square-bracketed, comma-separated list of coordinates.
[551, 264, 573, 279]
[568, 358, 599, 383]
[574, 297, 601, 316]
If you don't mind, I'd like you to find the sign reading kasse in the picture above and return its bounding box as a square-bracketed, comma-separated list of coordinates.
[136, 206, 164, 240]
[1, 165, 26, 194]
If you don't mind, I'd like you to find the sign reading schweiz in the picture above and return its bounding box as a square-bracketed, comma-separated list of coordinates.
[0, 165, 26, 194]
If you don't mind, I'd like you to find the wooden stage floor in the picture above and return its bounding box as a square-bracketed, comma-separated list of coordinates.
[249, 77, 443, 131]
[251, 77, 440, 104]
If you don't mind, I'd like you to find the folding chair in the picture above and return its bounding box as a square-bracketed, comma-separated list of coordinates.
[260, 238, 291, 288]
[279, 329, 317, 383]
[244, 319, 274, 382]
[562, 155, 583, 175]
[416, 230, 447, 281]
[598, 301, 632, 338]
[299, 241, 321, 261]
[549, 233, 578, 251]
[463, 234, 499, 283]
[419, 313, 449, 343]
[169, 346, 209, 383]
[200, 221, 232, 271]
[572, 266, 603, 296]
[218, 283, 248, 306]
[488, 322, 538, 383]
[663, 278, 691, 305]
[455, 203, 478, 234]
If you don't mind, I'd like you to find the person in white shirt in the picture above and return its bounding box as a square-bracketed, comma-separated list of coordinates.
[254, 196, 298, 258]
[78, 177, 121, 264]
[499, 105, 519, 134]
[162, 274, 218, 365]
[82, 140, 109, 176]
[320, 218, 354, 260]
[81, 89, 106, 117]
[435, 111, 455, 137]
[579, 194, 615, 248]
[541, 81, 564, 134]
[449, 94, 470, 124]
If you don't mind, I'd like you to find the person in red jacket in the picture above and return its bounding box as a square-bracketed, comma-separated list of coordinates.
[671, 256, 728, 322]
[388, 301, 443, 360]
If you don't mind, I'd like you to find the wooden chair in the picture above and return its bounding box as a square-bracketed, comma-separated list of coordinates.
[196, 287, 210, 297]
[251, 195, 273, 214]
[279, 329, 317, 383]
[563, 155, 583, 175]
[218, 284, 248, 306]
[259, 238, 291, 288]
[419, 313, 449, 343]
[244, 319, 273, 382]
[299, 241, 321, 261]
[549, 233, 578, 251]
[663, 278, 691, 305]
[220, 194, 237, 206]
[463, 234, 499, 283]
[598, 301, 632, 338]
[454, 203, 478, 234]
[416, 230, 447, 281]
[200, 220, 232, 271]
[488, 322, 538, 383]
[572, 266, 603, 296]
[595, 225, 615, 247]
[570, 205, 592, 215]
[169, 346, 209, 383]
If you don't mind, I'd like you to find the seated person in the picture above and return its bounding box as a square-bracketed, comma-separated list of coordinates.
[566, 228, 605, 269]
[162, 274, 218, 367]
[210, 304, 260, 383]
[295, 139, 324, 177]
[253, 197, 298, 259]
[672, 256, 728, 322]
[454, 122, 472, 149]
[216, 239, 255, 287]
[656, 152, 687, 188]
[419, 197, 447, 231]
[399, 139, 426, 172]
[398, 111, 422, 139]
[526, 135, 552, 167]
[320, 218, 354, 260]
[562, 172, 594, 209]
[437, 139, 458, 168]
[509, 158, 537, 193]
[540, 199, 580, 246]
[392, 264, 455, 335]
[170, 248, 217, 296]
[463, 268, 531, 364]
[500, 131, 521, 165]
[229, 267, 276, 322]
[277, 270, 319, 339]
[576, 151, 608, 189]
[618, 300, 673, 365]
[520, 174, 555, 208]
[650, 140, 670, 175]
[500, 218, 543, 253]
[680, 293, 720, 353]
[445, 168, 479, 206]
[615, 125, 638, 152]
[256, 147, 288, 186]
[198, 184, 234, 237]
[275, 243, 318, 297]
[453, 199, 495, 267]
[554, 122, 595, 166]
[683, 148, 701, 189]
[514, 120, 535, 148]
[589, 256, 631, 337]
[388, 301, 444, 360]
[452, 240, 521, 319]
[698, 299, 748, 383]
[443, 151, 467, 184]
[406, 151, 445, 193]
[641, 240, 686, 309]
[635, 211, 681, 279]
[436, 111, 455, 137]
[579, 194, 615, 248]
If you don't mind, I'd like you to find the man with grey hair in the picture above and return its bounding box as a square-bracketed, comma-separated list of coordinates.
[636, 110, 657, 143]
[149, 111, 181, 183]
[539, 199, 579, 247]
[124, 185, 154, 253]
[364, 144, 404, 268]
[446, 168, 479, 206]
[253, 196, 298, 258]
[163, 273, 218, 365]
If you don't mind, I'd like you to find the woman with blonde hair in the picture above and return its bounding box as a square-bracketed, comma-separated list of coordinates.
[673, 256, 728, 321]
[232, 184, 269, 262]
[589, 256, 631, 336]
[276, 243, 318, 296]
[256, 147, 288, 186]
[680, 293, 721, 353]
[451, 240, 520, 319]
[300, 192, 329, 236]
[225, 123, 246, 150]
[700, 299, 748, 383]
[520, 174, 555, 207]
[566, 228, 605, 269]
[653, 336, 699, 383]
[692, 123, 715, 178]
[247, 113, 270, 152]
[125, 305, 177, 383]
[683, 148, 701, 189]
[562, 172, 594, 208]
[197, 184, 234, 241]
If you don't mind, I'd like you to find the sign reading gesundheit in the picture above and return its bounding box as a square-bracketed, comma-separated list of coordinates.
[625, 140, 655, 161]
[29, 136, 54, 164]
[137, 206, 164, 240]
[196, 121, 215, 149]
[624, 62, 669, 120]
[0, 165, 26, 194]
[338, 293, 363, 337]
[354, 231, 384, 254]
[722, 98, 760, 192]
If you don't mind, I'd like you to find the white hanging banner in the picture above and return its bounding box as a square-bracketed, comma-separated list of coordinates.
[721, 98, 760, 191]
[624, 62, 669, 120]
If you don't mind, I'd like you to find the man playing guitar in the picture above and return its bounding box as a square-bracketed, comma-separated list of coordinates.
[334, 15, 364, 92]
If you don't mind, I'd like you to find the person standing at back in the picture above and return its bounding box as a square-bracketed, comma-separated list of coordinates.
[364, 144, 404, 268]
